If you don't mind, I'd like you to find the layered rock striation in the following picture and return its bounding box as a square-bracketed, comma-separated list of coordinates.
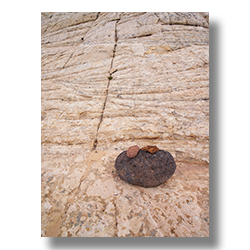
[41, 12, 209, 237]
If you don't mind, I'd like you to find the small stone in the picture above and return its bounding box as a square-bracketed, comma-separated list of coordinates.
[126, 145, 140, 158]
[141, 145, 159, 154]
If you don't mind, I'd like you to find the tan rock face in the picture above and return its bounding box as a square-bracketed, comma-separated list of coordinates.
[41, 12, 209, 237]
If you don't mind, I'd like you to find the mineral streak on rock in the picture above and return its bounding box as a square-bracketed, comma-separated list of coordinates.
[141, 145, 159, 154]
[126, 145, 140, 158]
[115, 149, 176, 187]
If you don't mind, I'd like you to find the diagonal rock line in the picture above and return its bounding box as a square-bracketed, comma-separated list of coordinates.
[62, 13, 101, 69]
[62, 52, 74, 69]
[91, 19, 120, 151]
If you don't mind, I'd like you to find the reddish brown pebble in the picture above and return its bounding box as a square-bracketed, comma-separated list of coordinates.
[141, 145, 159, 154]
[126, 145, 140, 158]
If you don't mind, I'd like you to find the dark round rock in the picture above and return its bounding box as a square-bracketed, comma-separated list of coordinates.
[115, 149, 176, 188]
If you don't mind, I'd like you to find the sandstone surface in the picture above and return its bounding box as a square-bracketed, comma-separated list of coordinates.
[41, 12, 209, 237]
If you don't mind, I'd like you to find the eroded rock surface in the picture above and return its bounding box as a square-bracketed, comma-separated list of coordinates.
[41, 12, 209, 237]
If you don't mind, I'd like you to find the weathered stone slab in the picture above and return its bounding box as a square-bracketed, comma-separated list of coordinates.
[41, 12, 209, 237]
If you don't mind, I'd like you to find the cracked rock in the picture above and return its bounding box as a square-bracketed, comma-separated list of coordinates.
[41, 12, 209, 237]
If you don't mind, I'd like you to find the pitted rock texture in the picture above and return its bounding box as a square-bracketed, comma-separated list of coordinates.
[115, 149, 176, 187]
[126, 145, 140, 158]
[41, 12, 209, 237]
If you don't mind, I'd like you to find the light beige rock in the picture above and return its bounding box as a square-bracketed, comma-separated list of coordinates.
[41, 12, 209, 237]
